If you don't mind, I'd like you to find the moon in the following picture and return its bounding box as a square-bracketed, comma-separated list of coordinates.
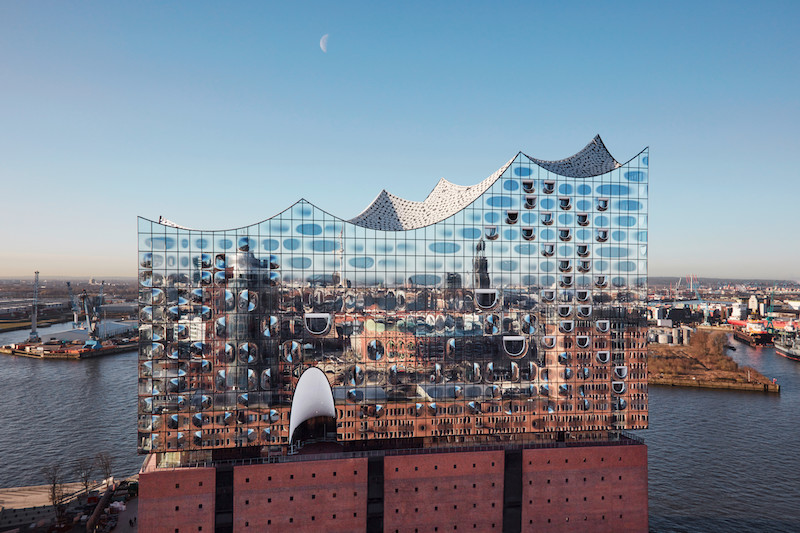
[320, 34, 329, 53]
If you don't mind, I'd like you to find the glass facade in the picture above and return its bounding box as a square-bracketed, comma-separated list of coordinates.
[137, 139, 649, 455]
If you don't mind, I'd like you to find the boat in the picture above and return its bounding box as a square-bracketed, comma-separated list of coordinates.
[774, 323, 800, 362]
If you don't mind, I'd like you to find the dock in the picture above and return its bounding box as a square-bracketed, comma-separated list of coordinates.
[649, 376, 780, 393]
[0, 320, 137, 359]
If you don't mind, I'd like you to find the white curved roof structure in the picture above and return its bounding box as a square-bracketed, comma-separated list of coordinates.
[288, 366, 336, 442]
[347, 155, 516, 231]
[348, 135, 621, 231]
[523, 135, 621, 178]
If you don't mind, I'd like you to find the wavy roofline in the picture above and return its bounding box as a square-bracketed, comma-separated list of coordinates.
[140, 138, 648, 233]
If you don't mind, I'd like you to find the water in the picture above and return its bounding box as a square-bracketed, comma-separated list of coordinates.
[0, 323, 140, 488]
[644, 335, 800, 532]
[1, 326, 799, 531]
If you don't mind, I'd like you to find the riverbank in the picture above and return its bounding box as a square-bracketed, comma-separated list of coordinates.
[648, 329, 780, 393]
[0, 315, 72, 333]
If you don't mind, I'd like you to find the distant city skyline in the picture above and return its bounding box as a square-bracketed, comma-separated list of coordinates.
[1, 2, 798, 279]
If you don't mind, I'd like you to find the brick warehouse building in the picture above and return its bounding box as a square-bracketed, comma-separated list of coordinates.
[137, 136, 649, 532]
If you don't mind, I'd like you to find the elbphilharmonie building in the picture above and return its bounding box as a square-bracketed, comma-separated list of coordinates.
[138, 136, 649, 532]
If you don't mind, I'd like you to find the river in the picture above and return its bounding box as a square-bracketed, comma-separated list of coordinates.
[1, 324, 798, 531]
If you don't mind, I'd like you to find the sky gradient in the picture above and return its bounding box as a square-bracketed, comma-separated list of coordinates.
[1, 1, 798, 280]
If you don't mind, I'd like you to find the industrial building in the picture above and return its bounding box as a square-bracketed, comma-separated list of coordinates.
[137, 135, 649, 532]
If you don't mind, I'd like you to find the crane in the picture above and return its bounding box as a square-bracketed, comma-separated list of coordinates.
[66, 281, 80, 328]
[28, 271, 40, 342]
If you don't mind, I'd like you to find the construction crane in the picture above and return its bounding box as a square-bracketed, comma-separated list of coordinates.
[66, 281, 80, 328]
[28, 271, 40, 342]
[765, 288, 777, 333]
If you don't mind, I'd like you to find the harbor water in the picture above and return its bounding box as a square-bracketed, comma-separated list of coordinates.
[1, 324, 799, 531]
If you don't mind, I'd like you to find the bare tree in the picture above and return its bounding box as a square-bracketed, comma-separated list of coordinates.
[95, 452, 113, 482]
[41, 463, 66, 523]
[74, 456, 94, 497]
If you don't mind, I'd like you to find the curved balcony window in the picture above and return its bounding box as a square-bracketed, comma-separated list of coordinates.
[541, 212, 554, 225]
[577, 336, 590, 349]
[348, 389, 365, 404]
[559, 320, 574, 333]
[247, 369, 258, 390]
[522, 227, 535, 241]
[596, 229, 609, 242]
[223, 343, 236, 363]
[558, 305, 572, 318]
[215, 254, 226, 269]
[559, 228, 572, 242]
[542, 244, 555, 257]
[238, 290, 257, 312]
[539, 384, 550, 397]
[577, 245, 590, 257]
[484, 314, 501, 335]
[559, 197, 572, 210]
[506, 210, 519, 224]
[467, 401, 481, 414]
[541, 289, 555, 302]
[485, 226, 499, 240]
[558, 260, 572, 272]
[614, 366, 629, 379]
[260, 369, 272, 389]
[560, 275, 574, 288]
[431, 363, 444, 383]
[596, 320, 610, 333]
[522, 179, 535, 193]
[558, 352, 570, 365]
[484, 362, 494, 382]
[577, 213, 589, 226]
[542, 336, 556, 349]
[283, 340, 302, 363]
[475, 289, 499, 309]
[563, 368, 574, 380]
[543, 180, 555, 194]
[577, 305, 592, 318]
[237, 393, 249, 407]
[579, 368, 590, 380]
[524, 195, 536, 209]
[559, 384, 571, 395]
[612, 381, 627, 395]
[263, 316, 279, 338]
[367, 340, 385, 361]
[467, 362, 482, 383]
[521, 314, 536, 334]
[239, 342, 257, 364]
[576, 290, 590, 302]
[614, 398, 628, 410]
[503, 336, 527, 358]
[304, 313, 332, 336]
[578, 260, 592, 273]
[596, 351, 610, 364]
[597, 198, 609, 211]
[595, 275, 608, 288]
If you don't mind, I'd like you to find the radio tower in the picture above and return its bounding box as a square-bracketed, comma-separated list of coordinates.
[28, 271, 40, 342]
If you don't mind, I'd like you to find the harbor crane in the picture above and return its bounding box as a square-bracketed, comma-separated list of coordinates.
[66, 281, 80, 328]
[28, 271, 40, 343]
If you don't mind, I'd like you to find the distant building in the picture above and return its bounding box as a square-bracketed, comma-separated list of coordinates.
[137, 136, 650, 532]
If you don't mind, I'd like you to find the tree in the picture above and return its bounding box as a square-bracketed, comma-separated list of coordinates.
[74, 456, 94, 497]
[41, 463, 66, 523]
[95, 452, 113, 482]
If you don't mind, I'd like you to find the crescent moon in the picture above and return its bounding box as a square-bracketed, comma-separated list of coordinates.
[320, 34, 329, 53]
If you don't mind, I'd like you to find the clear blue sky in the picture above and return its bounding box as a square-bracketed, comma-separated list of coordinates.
[1, 1, 797, 280]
